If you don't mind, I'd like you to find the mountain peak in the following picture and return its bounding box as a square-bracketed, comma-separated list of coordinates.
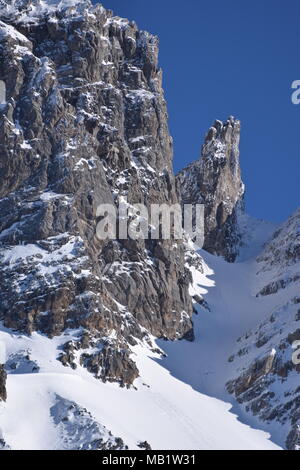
[0, 0, 93, 23]
[176, 117, 245, 262]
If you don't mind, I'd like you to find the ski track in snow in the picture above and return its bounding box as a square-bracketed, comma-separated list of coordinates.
[0, 225, 283, 450]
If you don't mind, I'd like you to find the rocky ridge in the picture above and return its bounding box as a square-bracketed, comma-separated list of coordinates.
[176, 117, 245, 262]
[226, 207, 300, 450]
[0, 364, 6, 402]
[0, 0, 194, 387]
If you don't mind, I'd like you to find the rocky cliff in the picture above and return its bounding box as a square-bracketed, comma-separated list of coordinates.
[0, 0, 194, 386]
[176, 117, 245, 262]
[0, 365, 6, 402]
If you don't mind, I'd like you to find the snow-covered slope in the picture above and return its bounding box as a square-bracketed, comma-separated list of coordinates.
[1, 208, 298, 450]
[0, 290, 280, 451]
[226, 208, 300, 449]
[0, 216, 285, 450]
[176, 117, 245, 262]
[0, 0, 194, 386]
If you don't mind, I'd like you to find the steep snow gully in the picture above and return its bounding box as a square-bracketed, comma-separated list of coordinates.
[157, 237, 283, 449]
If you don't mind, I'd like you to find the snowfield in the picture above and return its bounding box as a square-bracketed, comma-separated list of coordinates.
[0, 324, 280, 450]
[0, 222, 283, 450]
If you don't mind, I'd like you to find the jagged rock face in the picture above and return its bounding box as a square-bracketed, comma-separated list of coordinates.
[58, 334, 139, 387]
[286, 426, 300, 451]
[256, 206, 300, 296]
[226, 208, 300, 449]
[176, 117, 245, 262]
[80, 345, 139, 387]
[0, 0, 193, 385]
[0, 364, 7, 401]
[0, 1, 88, 22]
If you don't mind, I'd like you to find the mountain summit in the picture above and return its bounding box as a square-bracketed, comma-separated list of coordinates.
[176, 117, 245, 262]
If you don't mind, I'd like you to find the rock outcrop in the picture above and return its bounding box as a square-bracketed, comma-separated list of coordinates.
[58, 335, 139, 387]
[176, 117, 245, 262]
[0, 0, 194, 384]
[226, 207, 300, 450]
[0, 364, 7, 402]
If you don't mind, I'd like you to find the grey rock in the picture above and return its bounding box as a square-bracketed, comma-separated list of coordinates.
[227, 207, 300, 449]
[226, 351, 276, 397]
[0, 0, 194, 384]
[286, 425, 300, 450]
[176, 117, 245, 262]
[80, 343, 139, 388]
[0, 364, 7, 401]
[138, 440, 152, 450]
[58, 333, 139, 386]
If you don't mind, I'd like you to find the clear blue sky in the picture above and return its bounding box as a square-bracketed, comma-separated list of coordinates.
[96, 0, 300, 222]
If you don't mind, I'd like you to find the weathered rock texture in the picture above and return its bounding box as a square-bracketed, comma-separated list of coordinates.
[226, 207, 300, 450]
[0, 0, 194, 384]
[176, 117, 245, 262]
[58, 333, 139, 387]
[0, 364, 7, 401]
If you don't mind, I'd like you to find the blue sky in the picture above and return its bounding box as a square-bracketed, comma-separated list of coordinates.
[97, 0, 299, 222]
